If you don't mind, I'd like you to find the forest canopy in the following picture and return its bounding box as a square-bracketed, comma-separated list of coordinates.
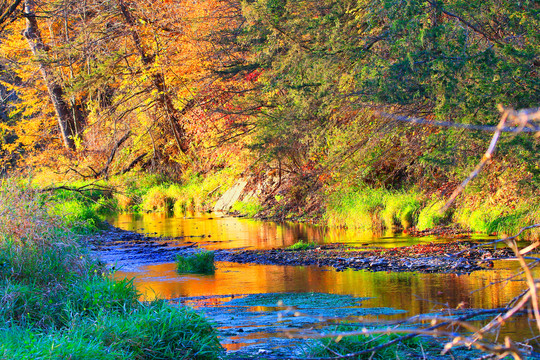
[0, 0, 538, 231]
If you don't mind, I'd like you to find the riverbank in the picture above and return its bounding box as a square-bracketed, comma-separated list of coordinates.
[9, 175, 537, 358]
[0, 180, 223, 359]
[30, 169, 540, 242]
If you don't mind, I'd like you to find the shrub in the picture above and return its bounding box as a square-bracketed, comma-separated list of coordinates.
[176, 251, 216, 274]
[50, 199, 103, 233]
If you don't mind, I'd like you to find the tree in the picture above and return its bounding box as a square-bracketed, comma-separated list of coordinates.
[0, 0, 22, 30]
[22, 0, 82, 150]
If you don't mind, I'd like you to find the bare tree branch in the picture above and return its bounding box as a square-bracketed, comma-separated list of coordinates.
[377, 106, 539, 213]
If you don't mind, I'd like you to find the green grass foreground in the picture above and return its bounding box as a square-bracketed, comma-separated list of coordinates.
[0, 179, 223, 359]
[308, 332, 425, 359]
[176, 251, 216, 275]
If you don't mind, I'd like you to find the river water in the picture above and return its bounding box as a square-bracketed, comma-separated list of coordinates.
[108, 212, 539, 349]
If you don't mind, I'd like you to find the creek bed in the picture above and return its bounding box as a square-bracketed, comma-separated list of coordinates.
[96, 212, 540, 357]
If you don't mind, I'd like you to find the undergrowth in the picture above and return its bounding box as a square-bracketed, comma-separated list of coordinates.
[0, 178, 223, 359]
[139, 169, 238, 214]
[325, 183, 538, 239]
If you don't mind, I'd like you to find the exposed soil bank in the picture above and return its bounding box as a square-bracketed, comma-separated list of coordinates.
[90, 224, 513, 274]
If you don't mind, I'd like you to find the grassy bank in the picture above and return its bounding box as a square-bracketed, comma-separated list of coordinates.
[33, 168, 239, 216]
[325, 185, 540, 240]
[0, 179, 223, 359]
[32, 166, 539, 241]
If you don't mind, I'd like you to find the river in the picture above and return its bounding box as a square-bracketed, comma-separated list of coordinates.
[106, 212, 539, 352]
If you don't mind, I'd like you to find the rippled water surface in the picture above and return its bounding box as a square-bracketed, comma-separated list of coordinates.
[109, 212, 539, 345]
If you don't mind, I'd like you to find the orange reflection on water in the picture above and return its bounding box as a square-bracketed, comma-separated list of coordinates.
[109, 213, 539, 341]
[116, 260, 531, 315]
[111, 212, 333, 250]
[110, 212, 487, 250]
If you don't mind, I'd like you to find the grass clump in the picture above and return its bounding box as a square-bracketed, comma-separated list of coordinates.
[176, 251, 216, 275]
[326, 186, 387, 230]
[50, 199, 105, 234]
[326, 187, 422, 231]
[135, 168, 239, 215]
[0, 302, 222, 359]
[287, 240, 317, 250]
[381, 191, 422, 230]
[454, 198, 540, 240]
[141, 185, 174, 212]
[416, 198, 450, 231]
[231, 197, 263, 217]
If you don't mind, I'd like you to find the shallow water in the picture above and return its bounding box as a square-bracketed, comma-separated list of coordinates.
[109, 212, 540, 348]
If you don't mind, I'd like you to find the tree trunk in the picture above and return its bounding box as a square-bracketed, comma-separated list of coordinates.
[23, 0, 80, 150]
[118, 0, 189, 154]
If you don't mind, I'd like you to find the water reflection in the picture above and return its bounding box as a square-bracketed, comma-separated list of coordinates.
[115, 260, 535, 339]
[109, 212, 538, 343]
[117, 261, 527, 310]
[109, 212, 493, 250]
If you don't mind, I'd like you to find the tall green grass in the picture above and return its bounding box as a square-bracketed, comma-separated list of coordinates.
[231, 197, 263, 217]
[454, 199, 540, 240]
[326, 187, 387, 230]
[380, 191, 422, 230]
[136, 169, 238, 214]
[324, 183, 539, 239]
[0, 179, 223, 359]
[326, 186, 423, 231]
[416, 198, 449, 231]
[0, 302, 222, 359]
[307, 328, 427, 359]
